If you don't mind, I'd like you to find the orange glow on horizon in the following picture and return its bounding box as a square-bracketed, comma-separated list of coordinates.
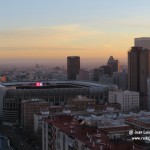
[0, 25, 134, 64]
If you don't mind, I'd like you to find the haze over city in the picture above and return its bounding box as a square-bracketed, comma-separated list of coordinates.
[1, 0, 150, 66]
[2, 1, 150, 150]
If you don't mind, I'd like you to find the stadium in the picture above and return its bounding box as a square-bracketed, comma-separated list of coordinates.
[0, 81, 118, 124]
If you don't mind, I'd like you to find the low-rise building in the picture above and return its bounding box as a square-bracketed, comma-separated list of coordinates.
[109, 91, 139, 112]
[125, 111, 150, 130]
[42, 115, 143, 150]
[21, 99, 49, 130]
[67, 96, 120, 112]
[67, 96, 96, 109]
[34, 104, 120, 132]
[125, 111, 150, 147]
[34, 111, 55, 132]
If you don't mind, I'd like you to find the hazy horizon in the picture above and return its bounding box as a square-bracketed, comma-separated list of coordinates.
[0, 57, 127, 69]
[0, 0, 150, 66]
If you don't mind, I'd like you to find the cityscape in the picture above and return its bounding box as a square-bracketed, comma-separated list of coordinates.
[1, 1, 150, 150]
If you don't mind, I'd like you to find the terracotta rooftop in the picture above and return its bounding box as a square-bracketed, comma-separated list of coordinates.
[125, 116, 150, 129]
[45, 115, 144, 150]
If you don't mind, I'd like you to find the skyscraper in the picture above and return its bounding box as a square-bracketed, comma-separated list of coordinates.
[128, 47, 142, 92]
[128, 46, 150, 95]
[67, 56, 80, 80]
[147, 78, 150, 110]
[100, 65, 111, 76]
[107, 56, 119, 74]
[135, 37, 150, 49]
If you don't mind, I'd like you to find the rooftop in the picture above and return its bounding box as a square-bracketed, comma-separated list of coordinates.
[45, 115, 142, 150]
[125, 116, 150, 129]
[70, 96, 96, 102]
[135, 37, 150, 40]
[21, 99, 48, 103]
[110, 90, 139, 94]
[34, 103, 121, 117]
[2, 81, 118, 91]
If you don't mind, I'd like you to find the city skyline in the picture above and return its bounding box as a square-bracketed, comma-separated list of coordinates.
[1, 1, 150, 66]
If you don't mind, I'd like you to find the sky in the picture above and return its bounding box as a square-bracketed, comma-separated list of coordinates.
[0, 0, 150, 67]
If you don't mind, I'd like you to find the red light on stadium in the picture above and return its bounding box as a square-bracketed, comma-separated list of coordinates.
[36, 82, 43, 86]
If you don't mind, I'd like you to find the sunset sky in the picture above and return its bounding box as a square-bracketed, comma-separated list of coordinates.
[0, 0, 150, 66]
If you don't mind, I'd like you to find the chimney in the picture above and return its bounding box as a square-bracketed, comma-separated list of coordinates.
[93, 142, 95, 147]
[109, 144, 111, 149]
[87, 132, 89, 137]
[133, 145, 135, 150]
[90, 136, 92, 143]
[100, 145, 103, 150]
[75, 127, 77, 132]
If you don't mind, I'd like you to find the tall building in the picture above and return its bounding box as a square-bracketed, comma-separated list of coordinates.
[113, 71, 127, 90]
[147, 78, 150, 110]
[93, 68, 101, 81]
[107, 56, 119, 74]
[78, 69, 90, 81]
[128, 47, 142, 92]
[128, 47, 150, 95]
[21, 99, 49, 130]
[100, 65, 112, 76]
[67, 56, 80, 80]
[135, 37, 150, 49]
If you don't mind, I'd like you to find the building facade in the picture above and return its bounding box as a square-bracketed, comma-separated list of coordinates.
[113, 71, 127, 90]
[21, 99, 49, 130]
[147, 78, 150, 110]
[100, 65, 112, 76]
[128, 46, 150, 96]
[0, 85, 7, 120]
[109, 91, 139, 112]
[67, 56, 80, 80]
[107, 56, 119, 74]
[34, 111, 54, 132]
[78, 69, 90, 81]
